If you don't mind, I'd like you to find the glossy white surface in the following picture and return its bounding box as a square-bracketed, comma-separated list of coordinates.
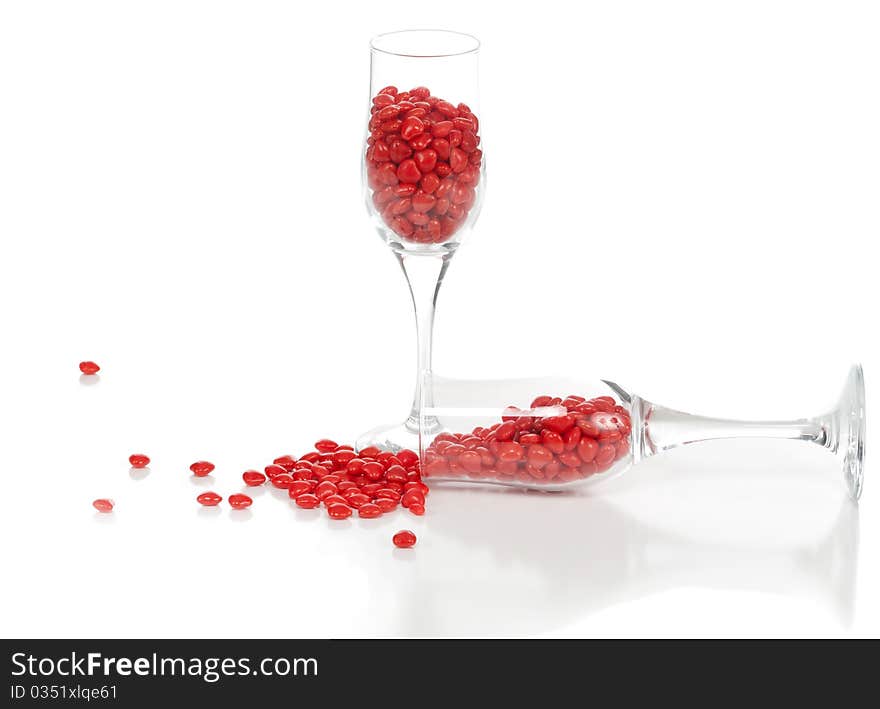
[0, 0, 878, 638]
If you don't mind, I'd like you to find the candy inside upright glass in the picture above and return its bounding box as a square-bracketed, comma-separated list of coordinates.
[365, 30, 484, 249]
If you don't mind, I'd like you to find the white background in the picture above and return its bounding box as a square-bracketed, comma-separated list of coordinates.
[0, 0, 877, 638]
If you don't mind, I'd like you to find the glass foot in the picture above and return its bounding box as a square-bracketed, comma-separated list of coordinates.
[838, 365, 866, 500]
[356, 417, 422, 455]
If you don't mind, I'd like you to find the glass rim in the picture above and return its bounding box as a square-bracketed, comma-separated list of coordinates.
[370, 29, 480, 58]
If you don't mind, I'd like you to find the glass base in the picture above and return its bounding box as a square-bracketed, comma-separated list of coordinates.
[356, 416, 422, 455]
[838, 364, 866, 500]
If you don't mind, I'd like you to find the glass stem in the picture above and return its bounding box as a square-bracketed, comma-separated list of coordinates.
[396, 250, 452, 434]
[631, 396, 834, 463]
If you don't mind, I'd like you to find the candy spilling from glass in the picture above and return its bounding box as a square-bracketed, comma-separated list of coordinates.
[418, 368, 865, 498]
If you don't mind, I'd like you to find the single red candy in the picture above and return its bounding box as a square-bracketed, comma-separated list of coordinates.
[357, 503, 382, 519]
[92, 498, 114, 513]
[413, 149, 438, 174]
[389, 139, 413, 163]
[288, 480, 314, 498]
[577, 437, 599, 463]
[393, 530, 417, 548]
[242, 470, 267, 486]
[79, 361, 100, 375]
[594, 443, 617, 469]
[396, 159, 422, 184]
[295, 493, 320, 509]
[197, 491, 222, 507]
[408, 132, 433, 151]
[400, 116, 425, 141]
[327, 503, 353, 520]
[272, 455, 297, 471]
[190, 461, 215, 477]
[431, 120, 454, 137]
[129, 454, 150, 469]
[397, 449, 419, 468]
[314, 439, 338, 453]
[264, 464, 287, 478]
[411, 192, 436, 213]
[375, 497, 399, 513]
[315, 481, 338, 500]
[402, 489, 426, 508]
[228, 493, 253, 510]
[271, 473, 295, 490]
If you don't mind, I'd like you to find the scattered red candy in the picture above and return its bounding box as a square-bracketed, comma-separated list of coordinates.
[129, 454, 150, 469]
[242, 470, 267, 486]
[92, 498, 114, 513]
[393, 530, 417, 548]
[79, 361, 100, 375]
[423, 394, 631, 486]
[228, 493, 252, 510]
[108, 440, 426, 535]
[197, 491, 222, 507]
[190, 461, 215, 477]
[366, 86, 481, 245]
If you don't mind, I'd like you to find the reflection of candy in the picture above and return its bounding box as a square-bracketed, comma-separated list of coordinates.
[423, 395, 633, 485]
[366, 85, 482, 244]
[196, 491, 222, 507]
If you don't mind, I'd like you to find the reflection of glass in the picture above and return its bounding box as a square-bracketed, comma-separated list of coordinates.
[381, 484, 858, 635]
[420, 365, 866, 499]
[357, 30, 485, 454]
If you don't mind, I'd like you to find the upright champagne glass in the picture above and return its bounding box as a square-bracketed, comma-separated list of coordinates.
[358, 30, 485, 453]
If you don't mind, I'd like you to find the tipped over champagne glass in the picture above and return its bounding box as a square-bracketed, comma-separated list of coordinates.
[419, 366, 866, 500]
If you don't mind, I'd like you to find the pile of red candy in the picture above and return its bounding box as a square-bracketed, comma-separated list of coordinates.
[97, 442, 424, 546]
[366, 85, 482, 244]
[423, 394, 632, 485]
[114, 442, 427, 520]
[248, 439, 428, 519]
